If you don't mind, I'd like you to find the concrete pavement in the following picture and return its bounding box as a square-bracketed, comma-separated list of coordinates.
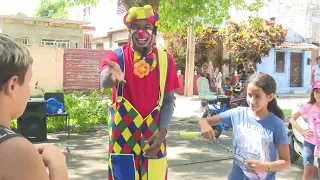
[42, 95, 317, 179]
[51, 119, 317, 180]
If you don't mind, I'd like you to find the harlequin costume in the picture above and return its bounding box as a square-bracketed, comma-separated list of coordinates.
[99, 5, 179, 180]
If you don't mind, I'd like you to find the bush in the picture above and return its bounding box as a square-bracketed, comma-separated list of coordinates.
[11, 88, 112, 133]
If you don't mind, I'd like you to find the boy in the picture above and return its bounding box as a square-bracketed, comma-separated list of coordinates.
[0, 34, 68, 180]
[222, 77, 233, 96]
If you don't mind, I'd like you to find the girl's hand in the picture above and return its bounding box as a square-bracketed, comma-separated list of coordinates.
[198, 119, 215, 140]
[245, 159, 268, 173]
[301, 129, 313, 137]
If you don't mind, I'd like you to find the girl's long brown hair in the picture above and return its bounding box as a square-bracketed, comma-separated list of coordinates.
[308, 89, 316, 104]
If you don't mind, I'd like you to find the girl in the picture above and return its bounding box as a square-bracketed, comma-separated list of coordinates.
[289, 80, 320, 180]
[199, 72, 290, 180]
[311, 56, 320, 85]
[213, 67, 222, 94]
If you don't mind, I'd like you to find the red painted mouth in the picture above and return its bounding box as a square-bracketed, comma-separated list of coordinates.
[133, 30, 151, 47]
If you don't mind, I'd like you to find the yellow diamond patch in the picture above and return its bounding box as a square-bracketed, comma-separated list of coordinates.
[122, 128, 132, 141]
[113, 142, 122, 154]
[142, 143, 150, 151]
[133, 116, 143, 128]
[160, 144, 165, 153]
[114, 113, 122, 125]
[146, 116, 153, 126]
[133, 144, 141, 155]
[141, 174, 147, 180]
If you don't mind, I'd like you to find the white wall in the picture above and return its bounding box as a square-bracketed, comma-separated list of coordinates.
[67, 0, 125, 37]
[227, 0, 277, 24]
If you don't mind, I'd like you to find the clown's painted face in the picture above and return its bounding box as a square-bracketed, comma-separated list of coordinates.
[130, 20, 155, 49]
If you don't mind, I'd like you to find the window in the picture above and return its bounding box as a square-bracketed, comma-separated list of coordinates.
[117, 0, 127, 15]
[41, 39, 70, 48]
[311, 9, 320, 41]
[83, 33, 93, 49]
[270, 17, 276, 22]
[275, 51, 285, 73]
[15, 37, 29, 45]
[83, 7, 90, 22]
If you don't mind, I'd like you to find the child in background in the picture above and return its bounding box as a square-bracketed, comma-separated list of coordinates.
[222, 77, 233, 96]
[289, 80, 320, 180]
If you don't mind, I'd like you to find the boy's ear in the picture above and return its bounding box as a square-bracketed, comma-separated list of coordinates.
[4, 76, 19, 95]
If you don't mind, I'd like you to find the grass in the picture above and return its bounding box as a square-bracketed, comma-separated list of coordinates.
[282, 109, 292, 116]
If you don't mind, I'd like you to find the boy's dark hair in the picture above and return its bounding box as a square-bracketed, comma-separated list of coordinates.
[0, 34, 33, 90]
[202, 63, 208, 69]
[248, 72, 284, 121]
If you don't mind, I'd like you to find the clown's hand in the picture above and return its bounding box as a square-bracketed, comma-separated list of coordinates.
[104, 59, 126, 84]
[143, 129, 166, 157]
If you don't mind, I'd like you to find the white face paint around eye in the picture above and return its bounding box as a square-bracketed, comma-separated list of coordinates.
[131, 29, 137, 34]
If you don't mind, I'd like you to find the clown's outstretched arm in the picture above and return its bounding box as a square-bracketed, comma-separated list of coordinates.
[100, 68, 117, 89]
[100, 52, 125, 89]
[159, 91, 175, 132]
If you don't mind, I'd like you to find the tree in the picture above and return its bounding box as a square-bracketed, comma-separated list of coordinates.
[158, 0, 267, 33]
[12, 12, 28, 17]
[158, 0, 267, 96]
[216, 17, 288, 67]
[164, 27, 217, 74]
[35, 0, 99, 19]
[121, 0, 160, 10]
[118, 0, 268, 96]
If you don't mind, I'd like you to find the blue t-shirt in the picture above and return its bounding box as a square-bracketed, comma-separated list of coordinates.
[219, 107, 289, 180]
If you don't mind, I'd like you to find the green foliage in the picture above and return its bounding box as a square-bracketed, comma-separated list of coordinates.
[121, 0, 160, 10]
[158, 0, 267, 33]
[73, 0, 99, 6]
[60, 89, 111, 132]
[12, 12, 28, 17]
[10, 88, 112, 133]
[35, 0, 69, 19]
[164, 27, 217, 74]
[35, 0, 99, 19]
[216, 17, 288, 65]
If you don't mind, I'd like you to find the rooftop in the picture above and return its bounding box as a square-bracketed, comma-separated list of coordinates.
[0, 15, 89, 25]
[276, 42, 319, 50]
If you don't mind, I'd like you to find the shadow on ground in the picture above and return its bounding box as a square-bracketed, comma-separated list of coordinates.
[38, 118, 316, 180]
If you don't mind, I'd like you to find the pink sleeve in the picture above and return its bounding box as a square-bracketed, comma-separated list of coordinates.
[99, 51, 118, 73]
[299, 103, 311, 115]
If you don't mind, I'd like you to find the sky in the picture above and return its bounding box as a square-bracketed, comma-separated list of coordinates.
[0, 0, 42, 16]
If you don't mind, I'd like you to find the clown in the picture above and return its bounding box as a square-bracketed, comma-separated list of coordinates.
[100, 5, 179, 180]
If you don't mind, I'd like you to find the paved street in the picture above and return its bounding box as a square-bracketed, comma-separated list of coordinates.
[45, 94, 318, 180]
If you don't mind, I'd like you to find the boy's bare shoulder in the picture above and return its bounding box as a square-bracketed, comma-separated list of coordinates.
[0, 137, 48, 180]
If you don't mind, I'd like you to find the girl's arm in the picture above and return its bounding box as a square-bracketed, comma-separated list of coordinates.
[268, 144, 290, 171]
[199, 109, 236, 140]
[311, 68, 315, 85]
[198, 115, 223, 140]
[200, 114, 223, 126]
[289, 111, 304, 133]
[247, 144, 290, 172]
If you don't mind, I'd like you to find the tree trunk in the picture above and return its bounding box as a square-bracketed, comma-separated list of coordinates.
[121, 0, 160, 10]
[184, 26, 195, 96]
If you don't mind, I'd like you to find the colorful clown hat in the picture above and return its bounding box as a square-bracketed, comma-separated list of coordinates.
[124, 5, 160, 29]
